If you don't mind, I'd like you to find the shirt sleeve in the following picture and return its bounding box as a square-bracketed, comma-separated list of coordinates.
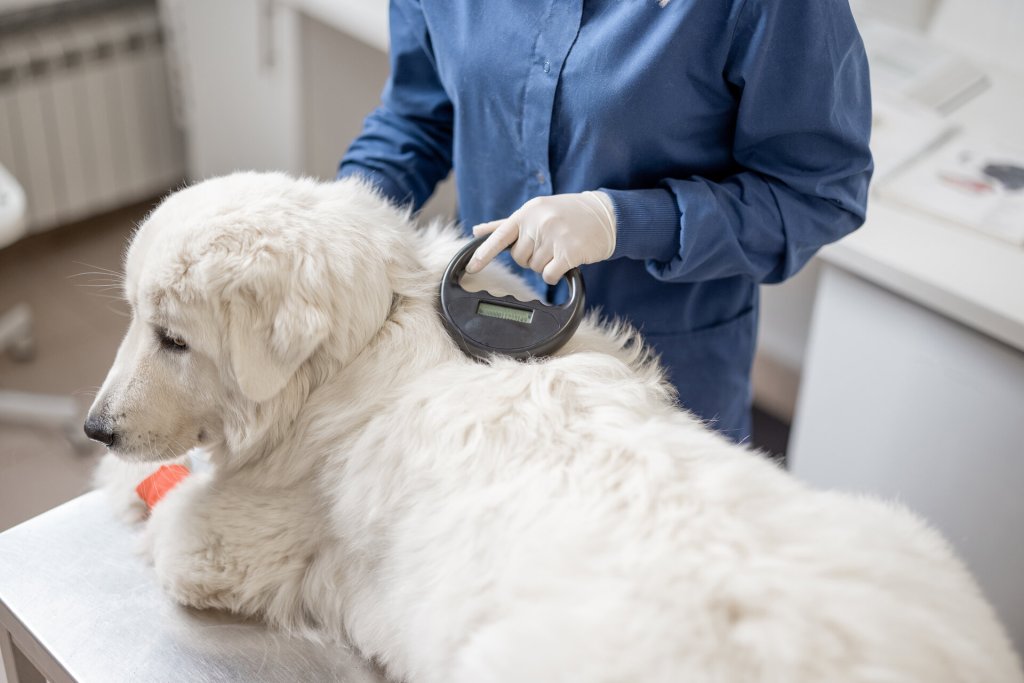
[337, 0, 454, 210]
[602, 0, 873, 285]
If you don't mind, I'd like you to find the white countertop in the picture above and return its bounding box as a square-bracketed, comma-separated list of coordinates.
[283, 0, 389, 52]
[820, 200, 1024, 353]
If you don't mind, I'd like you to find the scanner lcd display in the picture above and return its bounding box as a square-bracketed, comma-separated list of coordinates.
[476, 301, 534, 324]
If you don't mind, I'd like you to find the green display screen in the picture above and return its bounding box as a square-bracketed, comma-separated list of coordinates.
[477, 301, 534, 324]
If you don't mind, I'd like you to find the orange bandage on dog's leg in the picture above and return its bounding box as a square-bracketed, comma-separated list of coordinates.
[135, 464, 191, 510]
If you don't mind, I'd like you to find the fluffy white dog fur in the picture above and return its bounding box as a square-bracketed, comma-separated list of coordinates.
[90, 173, 1022, 683]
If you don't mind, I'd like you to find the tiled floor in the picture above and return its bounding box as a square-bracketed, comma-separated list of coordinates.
[0, 200, 791, 533]
[0, 200, 155, 532]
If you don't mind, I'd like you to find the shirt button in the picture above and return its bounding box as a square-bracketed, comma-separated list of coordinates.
[536, 170, 546, 184]
[542, 60, 551, 74]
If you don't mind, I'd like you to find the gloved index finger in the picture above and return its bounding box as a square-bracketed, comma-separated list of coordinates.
[472, 220, 503, 237]
[466, 220, 520, 273]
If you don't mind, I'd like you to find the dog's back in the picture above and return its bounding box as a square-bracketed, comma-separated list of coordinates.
[329, 348, 1023, 683]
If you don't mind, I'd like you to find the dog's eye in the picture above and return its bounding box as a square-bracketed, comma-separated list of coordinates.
[156, 328, 189, 352]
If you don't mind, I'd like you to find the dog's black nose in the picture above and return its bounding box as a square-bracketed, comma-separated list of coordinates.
[83, 416, 118, 447]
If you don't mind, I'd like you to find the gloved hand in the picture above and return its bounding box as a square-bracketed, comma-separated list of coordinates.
[466, 191, 616, 285]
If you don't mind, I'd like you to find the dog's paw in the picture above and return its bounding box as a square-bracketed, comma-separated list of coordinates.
[142, 472, 255, 614]
[153, 560, 239, 612]
[147, 532, 256, 615]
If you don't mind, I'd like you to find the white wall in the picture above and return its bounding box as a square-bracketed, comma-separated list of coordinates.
[299, 13, 457, 222]
[928, 0, 1024, 69]
[300, 14, 389, 180]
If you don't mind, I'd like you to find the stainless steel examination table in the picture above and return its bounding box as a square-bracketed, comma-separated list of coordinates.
[0, 492, 387, 683]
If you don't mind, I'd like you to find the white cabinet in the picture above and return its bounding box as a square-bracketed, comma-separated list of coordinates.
[790, 217, 1024, 654]
[160, 0, 305, 179]
[161, 0, 456, 220]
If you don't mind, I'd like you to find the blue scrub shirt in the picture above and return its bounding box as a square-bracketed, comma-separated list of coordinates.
[339, 0, 873, 442]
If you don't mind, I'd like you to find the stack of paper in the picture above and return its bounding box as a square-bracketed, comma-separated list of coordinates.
[878, 133, 1024, 247]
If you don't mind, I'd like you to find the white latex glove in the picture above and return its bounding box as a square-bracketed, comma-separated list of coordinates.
[466, 191, 616, 285]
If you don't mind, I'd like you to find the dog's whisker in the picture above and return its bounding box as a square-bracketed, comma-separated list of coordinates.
[73, 282, 125, 289]
[168, 436, 191, 459]
[68, 270, 125, 279]
[69, 283, 125, 294]
[78, 291, 126, 299]
[68, 277, 126, 287]
[71, 261, 123, 275]
[83, 294, 129, 303]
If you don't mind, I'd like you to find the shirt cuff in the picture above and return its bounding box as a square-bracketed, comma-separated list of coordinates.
[601, 187, 681, 263]
[337, 163, 414, 208]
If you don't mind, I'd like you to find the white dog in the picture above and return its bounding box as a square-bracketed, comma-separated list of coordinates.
[89, 173, 1022, 683]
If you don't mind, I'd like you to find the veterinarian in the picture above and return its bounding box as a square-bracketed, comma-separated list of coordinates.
[338, 0, 873, 442]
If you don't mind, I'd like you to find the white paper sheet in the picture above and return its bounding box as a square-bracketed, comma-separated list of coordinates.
[879, 133, 1024, 247]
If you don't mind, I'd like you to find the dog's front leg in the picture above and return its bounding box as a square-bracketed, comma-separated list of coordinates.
[143, 472, 325, 626]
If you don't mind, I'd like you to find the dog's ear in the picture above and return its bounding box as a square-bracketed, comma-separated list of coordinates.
[224, 265, 331, 403]
[227, 299, 325, 402]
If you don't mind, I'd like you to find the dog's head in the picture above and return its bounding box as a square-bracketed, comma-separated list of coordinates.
[85, 173, 409, 462]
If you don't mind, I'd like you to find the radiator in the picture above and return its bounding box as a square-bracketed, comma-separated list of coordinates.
[0, 0, 185, 233]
